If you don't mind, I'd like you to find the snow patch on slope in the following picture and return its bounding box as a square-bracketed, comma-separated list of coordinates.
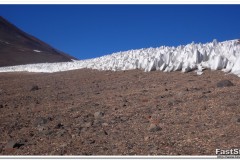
[0, 39, 240, 77]
[33, 50, 41, 53]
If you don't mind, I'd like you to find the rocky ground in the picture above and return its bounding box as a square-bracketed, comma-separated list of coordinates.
[0, 69, 240, 155]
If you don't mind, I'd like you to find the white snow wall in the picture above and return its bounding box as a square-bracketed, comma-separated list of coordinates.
[0, 39, 240, 77]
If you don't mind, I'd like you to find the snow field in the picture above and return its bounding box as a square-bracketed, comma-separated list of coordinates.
[0, 39, 239, 77]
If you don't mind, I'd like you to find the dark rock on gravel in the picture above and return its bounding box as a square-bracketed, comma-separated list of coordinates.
[216, 80, 234, 88]
[86, 139, 95, 144]
[93, 119, 103, 126]
[34, 117, 49, 127]
[30, 85, 40, 91]
[84, 122, 92, 128]
[5, 140, 25, 149]
[94, 111, 104, 119]
[57, 130, 66, 137]
[237, 118, 240, 123]
[148, 123, 162, 132]
[55, 123, 64, 129]
[5, 140, 16, 149]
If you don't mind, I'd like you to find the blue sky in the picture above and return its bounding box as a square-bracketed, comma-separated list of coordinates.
[0, 5, 240, 60]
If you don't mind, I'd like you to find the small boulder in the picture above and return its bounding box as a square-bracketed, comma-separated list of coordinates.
[84, 122, 92, 128]
[102, 123, 108, 127]
[93, 119, 102, 126]
[5, 140, 25, 149]
[55, 123, 64, 129]
[94, 111, 104, 119]
[237, 118, 240, 123]
[144, 136, 150, 141]
[148, 123, 161, 132]
[86, 139, 95, 144]
[34, 117, 49, 127]
[5, 140, 16, 149]
[57, 130, 66, 136]
[30, 85, 39, 91]
[217, 80, 234, 88]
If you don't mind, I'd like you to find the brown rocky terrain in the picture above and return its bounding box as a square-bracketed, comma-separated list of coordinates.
[0, 16, 76, 67]
[0, 69, 240, 155]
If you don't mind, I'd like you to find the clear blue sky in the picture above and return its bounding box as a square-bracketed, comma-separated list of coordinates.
[0, 5, 239, 60]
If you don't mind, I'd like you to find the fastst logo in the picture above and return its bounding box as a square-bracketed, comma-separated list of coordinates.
[216, 149, 240, 155]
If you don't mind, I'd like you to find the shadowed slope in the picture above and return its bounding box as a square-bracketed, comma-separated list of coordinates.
[0, 16, 76, 67]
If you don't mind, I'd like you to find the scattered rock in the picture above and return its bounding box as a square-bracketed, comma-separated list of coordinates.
[237, 118, 240, 123]
[216, 80, 234, 88]
[60, 143, 67, 148]
[5, 140, 25, 149]
[93, 119, 102, 126]
[202, 90, 211, 94]
[110, 116, 129, 124]
[126, 142, 134, 149]
[35, 100, 40, 104]
[29, 131, 34, 137]
[168, 99, 181, 106]
[30, 85, 40, 91]
[148, 123, 161, 132]
[200, 95, 208, 99]
[110, 119, 116, 124]
[44, 129, 55, 136]
[102, 123, 108, 127]
[57, 130, 66, 136]
[0, 104, 8, 108]
[36, 126, 46, 132]
[0, 144, 3, 152]
[86, 139, 95, 144]
[191, 87, 201, 91]
[168, 100, 175, 106]
[144, 136, 150, 141]
[142, 99, 149, 103]
[80, 127, 87, 132]
[94, 111, 104, 119]
[84, 122, 92, 128]
[55, 123, 64, 129]
[103, 130, 108, 135]
[120, 116, 129, 122]
[83, 113, 94, 122]
[202, 106, 207, 110]
[5, 140, 16, 149]
[176, 92, 184, 97]
[34, 117, 49, 127]
[47, 116, 54, 121]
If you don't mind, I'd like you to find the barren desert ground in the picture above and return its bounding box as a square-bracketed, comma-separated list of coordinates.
[1, 69, 240, 155]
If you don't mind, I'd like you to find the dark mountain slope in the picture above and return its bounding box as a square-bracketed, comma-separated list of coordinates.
[0, 16, 77, 67]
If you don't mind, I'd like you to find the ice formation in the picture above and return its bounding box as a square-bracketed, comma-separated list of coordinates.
[0, 39, 240, 77]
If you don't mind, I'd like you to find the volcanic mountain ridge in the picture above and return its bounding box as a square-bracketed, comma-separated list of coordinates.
[0, 16, 76, 67]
